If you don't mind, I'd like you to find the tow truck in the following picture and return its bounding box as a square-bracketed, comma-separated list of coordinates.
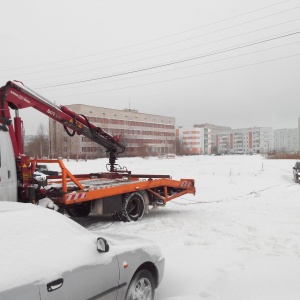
[0, 80, 195, 221]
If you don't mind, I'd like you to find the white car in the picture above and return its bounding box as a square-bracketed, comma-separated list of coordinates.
[0, 202, 164, 300]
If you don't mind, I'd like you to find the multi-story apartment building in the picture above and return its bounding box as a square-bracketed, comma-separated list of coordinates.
[49, 104, 175, 159]
[177, 125, 274, 155]
[194, 124, 230, 154]
[194, 123, 231, 133]
[177, 127, 211, 155]
[212, 127, 274, 154]
[274, 128, 298, 153]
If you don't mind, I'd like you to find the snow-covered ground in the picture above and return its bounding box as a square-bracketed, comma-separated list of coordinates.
[62, 155, 300, 300]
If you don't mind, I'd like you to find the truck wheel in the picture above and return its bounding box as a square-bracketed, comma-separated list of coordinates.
[123, 192, 145, 222]
[66, 202, 91, 218]
[125, 269, 155, 300]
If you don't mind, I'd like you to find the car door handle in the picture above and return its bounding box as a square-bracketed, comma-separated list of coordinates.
[47, 278, 64, 292]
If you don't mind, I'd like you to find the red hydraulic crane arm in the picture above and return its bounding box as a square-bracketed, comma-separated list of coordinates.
[0, 81, 125, 171]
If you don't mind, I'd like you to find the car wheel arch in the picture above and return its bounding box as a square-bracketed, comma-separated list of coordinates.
[133, 262, 159, 288]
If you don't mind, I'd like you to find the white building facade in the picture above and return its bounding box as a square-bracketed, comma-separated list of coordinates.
[212, 127, 274, 154]
[274, 128, 298, 153]
[177, 127, 211, 155]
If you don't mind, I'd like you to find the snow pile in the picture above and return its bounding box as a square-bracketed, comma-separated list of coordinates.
[64, 155, 300, 300]
[0, 202, 101, 291]
[3, 155, 300, 299]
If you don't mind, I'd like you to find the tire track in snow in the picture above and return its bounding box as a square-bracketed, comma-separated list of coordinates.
[172, 184, 282, 205]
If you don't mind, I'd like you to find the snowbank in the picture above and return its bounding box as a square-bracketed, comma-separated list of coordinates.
[65, 155, 300, 300]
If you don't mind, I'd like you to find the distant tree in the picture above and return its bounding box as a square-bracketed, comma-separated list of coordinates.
[211, 145, 218, 155]
[175, 136, 183, 155]
[25, 123, 49, 158]
[136, 145, 148, 158]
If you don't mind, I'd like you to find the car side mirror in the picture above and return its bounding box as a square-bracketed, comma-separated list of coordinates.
[293, 167, 296, 170]
[97, 237, 109, 253]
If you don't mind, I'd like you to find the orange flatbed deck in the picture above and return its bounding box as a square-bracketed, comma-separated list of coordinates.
[37, 159, 196, 206]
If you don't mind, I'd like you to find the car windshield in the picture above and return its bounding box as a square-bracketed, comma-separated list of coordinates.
[37, 165, 47, 170]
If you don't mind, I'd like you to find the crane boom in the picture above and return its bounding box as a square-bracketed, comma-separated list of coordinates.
[0, 80, 125, 172]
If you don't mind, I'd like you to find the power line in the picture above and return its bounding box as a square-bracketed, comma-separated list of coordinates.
[37, 31, 300, 89]
[19, 17, 300, 82]
[43, 39, 300, 92]
[70, 5, 300, 66]
[2, 0, 294, 72]
[51, 52, 300, 99]
[8, 4, 300, 79]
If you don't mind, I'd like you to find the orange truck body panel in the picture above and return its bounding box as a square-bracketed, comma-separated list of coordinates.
[36, 159, 196, 206]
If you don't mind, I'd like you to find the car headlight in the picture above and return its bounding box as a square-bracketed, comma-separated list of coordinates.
[297, 172, 300, 175]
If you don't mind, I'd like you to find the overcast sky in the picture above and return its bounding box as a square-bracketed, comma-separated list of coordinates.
[1, 0, 300, 135]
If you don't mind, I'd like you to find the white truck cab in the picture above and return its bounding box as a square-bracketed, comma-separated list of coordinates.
[0, 130, 17, 201]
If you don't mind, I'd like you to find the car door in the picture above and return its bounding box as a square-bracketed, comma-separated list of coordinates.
[0, 283, 41, 300]
[39, 249, 120, 300]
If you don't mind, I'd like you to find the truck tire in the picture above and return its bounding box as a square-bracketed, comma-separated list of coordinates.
[66, 202, 91, 218]
[125, 269, 155, 300]
[122, 192, 145, 222]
